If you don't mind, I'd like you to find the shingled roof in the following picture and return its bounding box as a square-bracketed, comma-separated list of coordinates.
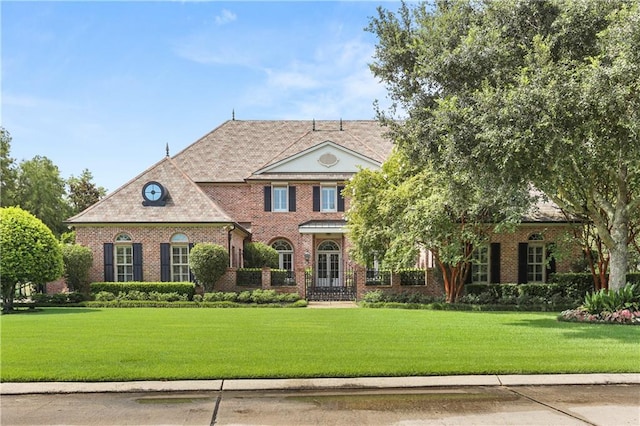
[67, 156, 234, 224]
[172, 120, 393, 183]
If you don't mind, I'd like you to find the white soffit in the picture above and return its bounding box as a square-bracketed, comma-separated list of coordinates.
[254, 141, 381, 175]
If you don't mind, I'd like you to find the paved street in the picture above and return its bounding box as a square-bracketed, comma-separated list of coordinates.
[2, 377, 639, 425]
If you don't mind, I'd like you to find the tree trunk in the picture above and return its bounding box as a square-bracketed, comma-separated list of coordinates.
[608, 164, 630, 292]
[2, 284, 15, 313]
[609, 214, 629, 291]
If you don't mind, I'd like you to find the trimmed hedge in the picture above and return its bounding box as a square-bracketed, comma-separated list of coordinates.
[90, 282, 195, 298]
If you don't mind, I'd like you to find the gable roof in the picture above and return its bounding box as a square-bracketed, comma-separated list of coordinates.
[172, 120, 393, 183]
[67, 156, 234, 224]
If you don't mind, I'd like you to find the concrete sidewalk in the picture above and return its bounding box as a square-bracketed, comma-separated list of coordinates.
[2, 373, 639, 394]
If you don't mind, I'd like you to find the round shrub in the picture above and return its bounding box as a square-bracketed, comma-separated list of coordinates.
[0, 207, 64, 312]
[189, 243, 228, 292]
[244, 242, 279, 268]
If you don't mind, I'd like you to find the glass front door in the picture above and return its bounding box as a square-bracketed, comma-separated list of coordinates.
[316, 241, 341, 287]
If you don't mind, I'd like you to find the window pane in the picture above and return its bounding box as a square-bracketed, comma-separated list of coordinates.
[115, 246, 133, 282]
[171, 245, 190, 282]
[321, 187, 336, 211]
[273, 187, 288, 211]
[472, 246, 489, 284]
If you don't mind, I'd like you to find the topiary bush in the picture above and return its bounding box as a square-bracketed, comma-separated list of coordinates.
[244, 242, 279, 268]
[61, 244, 93, 294]
[188, 243, 229, 291]
[0, 207, 64, 313]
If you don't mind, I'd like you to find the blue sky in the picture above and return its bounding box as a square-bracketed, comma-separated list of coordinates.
[2, 1, 402, 193]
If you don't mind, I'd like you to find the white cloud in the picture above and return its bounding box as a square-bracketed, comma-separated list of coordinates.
[239, 34, 388, 120]
[215, 9, 237, 26]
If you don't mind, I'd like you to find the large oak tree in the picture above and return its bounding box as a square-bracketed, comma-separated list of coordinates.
[368, 0, 639, 291]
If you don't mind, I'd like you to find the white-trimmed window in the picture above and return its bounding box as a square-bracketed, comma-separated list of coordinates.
[527, 234, 545, 283]
[321, 186, 337, 212]
[471, 245, 489, 284]
[171, 233, 190, 282]
[115, 233, 133, 282]
[272, 186, 288, 212]
[271, 240, 293, 270]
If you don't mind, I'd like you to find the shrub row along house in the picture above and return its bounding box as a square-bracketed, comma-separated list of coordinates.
[67, 119, 574, 300]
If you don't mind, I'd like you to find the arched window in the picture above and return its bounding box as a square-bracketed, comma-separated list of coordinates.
[271, 239, 293, 270]
[171, 233, 188, 243]
[171, 233, 190, 282]
[114, 233, 133, 282]
[318, 241, 339, 251]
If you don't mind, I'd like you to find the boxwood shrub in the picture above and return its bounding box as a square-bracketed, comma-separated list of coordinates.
[90, 282, 195, 299]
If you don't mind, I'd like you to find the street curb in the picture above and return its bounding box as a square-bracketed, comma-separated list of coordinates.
[2, 373, 639, 395]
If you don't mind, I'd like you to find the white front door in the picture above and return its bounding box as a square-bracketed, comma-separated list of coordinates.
[316, 241, 341, 287]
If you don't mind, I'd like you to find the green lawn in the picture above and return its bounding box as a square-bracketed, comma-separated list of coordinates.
[1, 308, 638, 382]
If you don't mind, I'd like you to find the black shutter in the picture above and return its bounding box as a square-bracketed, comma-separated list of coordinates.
[289, 186, 296, 212]
[518, 243, 528, 284]
[188, 243, 195, 282]
[546, 244, 556, 282]
[263, 186, 272, 212]
[103, 243, 114, 282]
[337, 185, 345, 212]
[490, 243, 501, 284]
[160, 243, 171, 282]
[133, 243, 143, 281]
[312, 186, 320, 211]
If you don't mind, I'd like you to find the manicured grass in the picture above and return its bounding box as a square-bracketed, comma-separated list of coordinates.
[1, 308, 638, 382]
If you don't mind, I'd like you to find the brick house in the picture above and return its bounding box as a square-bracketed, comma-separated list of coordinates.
[67, 119, 575, 300]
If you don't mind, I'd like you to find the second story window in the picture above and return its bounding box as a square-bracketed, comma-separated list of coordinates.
[321, 186, 337, 212]
[313, 185, 345, 212]
[273, 186, 288, 212]
[264, 185, 296, 212]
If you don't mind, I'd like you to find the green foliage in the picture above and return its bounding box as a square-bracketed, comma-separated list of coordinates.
[462, 281, 586, 308]
[0, 127, 17, 207]
[188, 243, 228, 291]
[0, 207, 64, 312]
[61, 244, 93, 293]
[243, 242, 279, 268]
[31, 292, 85, 304]
[368, 0, 640, 291]
[90, 282, 195, 298]
[14, 155, 70, 236]
[582, 284, 640, 315]
[202, 290, 300, 305]
[67, 169, 106, 215]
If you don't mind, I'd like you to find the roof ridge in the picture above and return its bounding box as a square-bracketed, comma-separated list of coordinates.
[66, 156, 174, 222]
[165, 157, 234, 221]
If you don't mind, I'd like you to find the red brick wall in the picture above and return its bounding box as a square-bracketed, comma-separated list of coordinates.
[73, 180, 580, 291]
[75, 225, 234, 283]
[203, 182, 350, 273]
[490, 223, 577, 283]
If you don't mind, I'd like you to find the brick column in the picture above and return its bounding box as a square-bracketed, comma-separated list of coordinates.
[262, 267, 271, 289]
